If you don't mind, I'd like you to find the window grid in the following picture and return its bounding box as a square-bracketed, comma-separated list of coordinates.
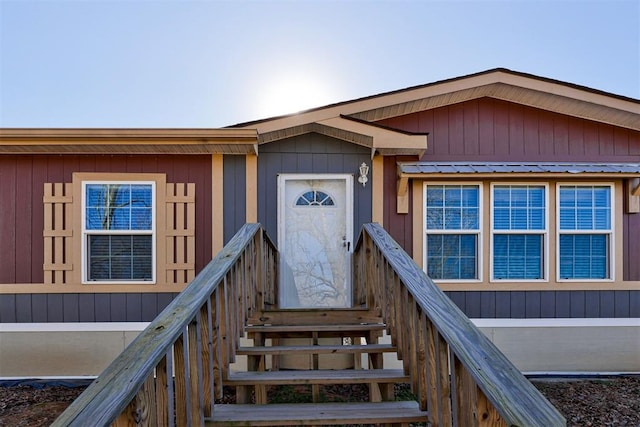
[424, 184, 481, 281]
[491, 185, 547, 281]
[82, 182, 155, 283]
[558, 185, 613, 280]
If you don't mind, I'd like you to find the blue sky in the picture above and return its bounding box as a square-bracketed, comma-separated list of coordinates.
[1, 0, 638, 128]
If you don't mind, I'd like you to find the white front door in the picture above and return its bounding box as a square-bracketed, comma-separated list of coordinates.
[278, 175, 353, 308]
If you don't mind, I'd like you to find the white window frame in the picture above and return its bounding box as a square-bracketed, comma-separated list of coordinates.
[423, 182, 483, 283]
[81, 180, 157, 284]
[556, 182, 614, 282]
[490, 183, 549, 282]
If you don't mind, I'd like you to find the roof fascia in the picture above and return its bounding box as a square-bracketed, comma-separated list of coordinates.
[317, 116, 427, 156]
[257, 117, 427, 157]
[236, 69, 640, 133]
[0, 128, 259, 155]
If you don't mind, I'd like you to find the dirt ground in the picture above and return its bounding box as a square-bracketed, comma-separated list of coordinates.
[1, 376, 639, 426]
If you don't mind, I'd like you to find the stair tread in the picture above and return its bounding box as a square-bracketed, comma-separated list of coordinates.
[251, 308, 383, 326]
[225, 369, 409, 385]
[207, 401, 427, 426]
[237, 343, 396, 355]
[246, 323, 385, 332]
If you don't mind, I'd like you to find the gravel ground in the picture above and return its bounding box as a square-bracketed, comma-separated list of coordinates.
[1, 376, 639, 426]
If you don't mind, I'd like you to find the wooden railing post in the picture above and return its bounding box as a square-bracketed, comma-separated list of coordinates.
[355, 223, 565, 427]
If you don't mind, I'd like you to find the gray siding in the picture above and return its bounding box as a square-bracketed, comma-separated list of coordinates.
[0, 293, 177, 323]
[258, 133, 372, 246]
[445, 290, 640, 318]
[223, 155, 247, 244]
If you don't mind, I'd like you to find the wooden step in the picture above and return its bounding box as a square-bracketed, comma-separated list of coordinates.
[206, 401, 428, 426]
[246, 323, 386, 339]
[237, 343, 396, 356]
[247, 323, 385, 333]
[251, 308, 383, 326]
[225, 369, 409, 386]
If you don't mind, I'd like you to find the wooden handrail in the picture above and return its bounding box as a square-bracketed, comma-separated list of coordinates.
[354, 223, 566, 427]
[52, 223, 278, 427]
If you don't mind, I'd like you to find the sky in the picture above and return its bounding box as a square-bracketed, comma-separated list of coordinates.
[0, 0, 638, 129]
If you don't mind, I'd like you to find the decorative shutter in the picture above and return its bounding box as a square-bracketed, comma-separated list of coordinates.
[43, 183, 73, 284]
[165, 183, 196, 285]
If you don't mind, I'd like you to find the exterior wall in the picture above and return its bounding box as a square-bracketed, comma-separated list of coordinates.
[257, 133, 372, 246]
[378, 97, 640, 162]
[0, 293, 177, 323]
[446, 290, 640, 318]
[0, 154, 213, 286]
[0, 154, 212, 324]
[223, 155, 247, 243]
[378, 98, 640, 319]
[383, 156, 416, 253]
[624, 211, 640, 280]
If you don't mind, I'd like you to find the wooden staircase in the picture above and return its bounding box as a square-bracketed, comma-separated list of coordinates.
[53, 224, 565, 427]
[206, 308, 429, 426]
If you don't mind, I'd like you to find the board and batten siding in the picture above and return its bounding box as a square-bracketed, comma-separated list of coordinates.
[0, 154, 213, 323]
[0, 293, 178, 323]
[377, 98, 640, 320]
[377, 97, 640, 162]
[223, 154, 247, 244]
[0, 154, 213, 285]
[446, 290, 640, 319]
[257, 133, 372, 246]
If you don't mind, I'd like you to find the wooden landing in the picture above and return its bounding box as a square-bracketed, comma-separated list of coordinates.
[206, 401, 428, 426]
[225, 369, 409, 386]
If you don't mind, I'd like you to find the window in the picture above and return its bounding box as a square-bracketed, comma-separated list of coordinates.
[492, 185, 547, 280]
[558, 185, 612, 280]
[424, 184, 480, 280]
[82, 182, 155, 283]
[296, 190, 335, 206]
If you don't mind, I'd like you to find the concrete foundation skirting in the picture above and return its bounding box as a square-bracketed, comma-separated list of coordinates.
[0, 319, 638, 377]
[0, 323, 148, 377]
[472, 318, 640, 374]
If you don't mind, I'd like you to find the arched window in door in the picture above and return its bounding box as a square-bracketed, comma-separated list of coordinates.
[295, 190, 335, 206]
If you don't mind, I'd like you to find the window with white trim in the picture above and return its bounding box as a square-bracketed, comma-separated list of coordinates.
[491, 185, 547, 280]
[424, 184, 481, 280]
[82, 182, 155, 283]
[558, 184, 612, 280]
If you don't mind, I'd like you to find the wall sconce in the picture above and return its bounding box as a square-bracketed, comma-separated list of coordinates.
[358, 162, 369, 187]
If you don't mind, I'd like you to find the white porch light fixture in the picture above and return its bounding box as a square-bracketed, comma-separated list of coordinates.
[358, 162, 369, 187]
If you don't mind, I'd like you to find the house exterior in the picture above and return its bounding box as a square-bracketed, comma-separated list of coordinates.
[1, 69, 638, 376]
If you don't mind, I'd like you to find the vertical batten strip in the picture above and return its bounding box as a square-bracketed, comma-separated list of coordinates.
[166, 184, 176, 285]
[186, 183, 196, 281]
[175, 183, 186, 284]
[43, 183, 53, 285]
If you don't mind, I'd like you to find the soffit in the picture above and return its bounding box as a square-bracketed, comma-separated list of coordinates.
[0, 128, 259, 155]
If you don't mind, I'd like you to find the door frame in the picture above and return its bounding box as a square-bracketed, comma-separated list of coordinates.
[277, 173, 354, 307]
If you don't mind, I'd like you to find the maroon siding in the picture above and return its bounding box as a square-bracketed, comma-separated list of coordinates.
[378, 97, 640, 281]
[0, 154, 212, 284]
[378, 98, 640, 162]
[625, 211, 640, 281]
[383, 156, 417, 253]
